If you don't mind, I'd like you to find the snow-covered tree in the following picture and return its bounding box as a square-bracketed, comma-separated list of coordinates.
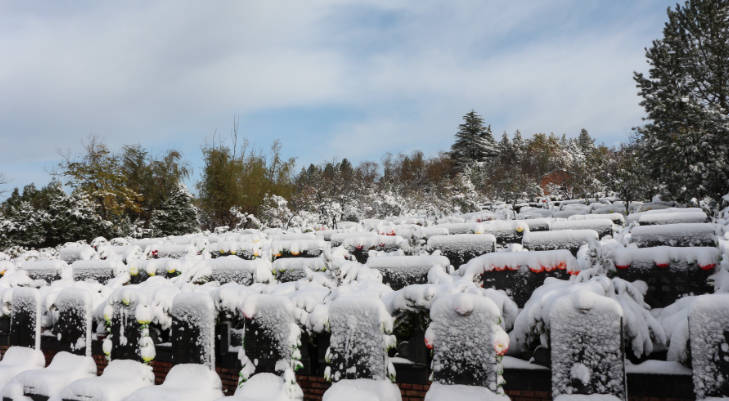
[634, 0, 729, 203]
[450, 111, 498, 171]
[149, 184, 199, 237]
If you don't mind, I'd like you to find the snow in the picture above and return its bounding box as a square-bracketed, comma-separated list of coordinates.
[12, 351, 96, 399]
[424, 382, 510, 401]
[0, 346, 46, 391]
[553, 395, 621, 401]
[122, 363, 223, 401]
[58, 359, 155, 401]
[626, 360, 691, 375]
[227, 372, 300, 401]
[522, 230, 598, 253]
[323, 379, 402, 401]
[629, 223, 717, 248]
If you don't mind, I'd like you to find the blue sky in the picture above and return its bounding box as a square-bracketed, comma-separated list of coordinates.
[0, 0, 675, 193]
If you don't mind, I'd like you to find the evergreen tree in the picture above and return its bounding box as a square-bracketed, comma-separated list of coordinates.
[450, 111, 498, 170]
[634, 0, 729, 202]
[149, 184, 199, 237]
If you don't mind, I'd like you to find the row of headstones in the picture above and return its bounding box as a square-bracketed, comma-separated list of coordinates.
[7, 287, 729, 400]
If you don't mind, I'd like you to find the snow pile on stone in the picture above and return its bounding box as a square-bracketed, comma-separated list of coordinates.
[629, 223, 716, 248]
[550, 290, 625, 399]
[426, 293, 507, 394]
[522, 230, 598, 253]
[550, 219, 614, 238]
[511, 276, 665, 359]
[688, 293, 729, 400]
[459, 250, 579, 279]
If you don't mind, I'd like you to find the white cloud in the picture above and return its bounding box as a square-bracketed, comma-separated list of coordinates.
[0, 0, 672, 187]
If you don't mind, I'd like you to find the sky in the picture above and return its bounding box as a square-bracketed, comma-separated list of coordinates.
[0, 0, 676, 193]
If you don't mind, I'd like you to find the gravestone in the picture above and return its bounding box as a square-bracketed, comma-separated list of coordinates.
[689, 293, 729, 400]
[9, 288, 41, 349]
[326, 296, 393, 381]
[170, 292, 215, 368]
[427, 293, 503, 390]
[550, 290, 626, 399]
[53, 288, 92, 356]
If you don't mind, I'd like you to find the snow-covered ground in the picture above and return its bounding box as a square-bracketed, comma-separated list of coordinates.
[0, 199, 726, 400]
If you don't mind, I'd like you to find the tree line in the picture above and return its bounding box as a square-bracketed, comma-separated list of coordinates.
[1, 0, 727, 249]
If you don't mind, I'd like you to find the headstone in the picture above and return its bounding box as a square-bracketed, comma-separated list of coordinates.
[550, 290, 626, 399]
[170, 292, 215, 368]
[53, 288, 92, 356]
[9, 288, 41, 349]
[689, 293, 729, 400]
[427, 293, 504, 391]
[326, 296, 393, 382]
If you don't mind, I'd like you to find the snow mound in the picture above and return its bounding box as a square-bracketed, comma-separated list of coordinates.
[425, 382, 509, 401]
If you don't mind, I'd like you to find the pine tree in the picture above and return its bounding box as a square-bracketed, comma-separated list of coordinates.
[149, 185, 199, 237]
[450, 111, 498, 170]
[634, 0, 729, 203]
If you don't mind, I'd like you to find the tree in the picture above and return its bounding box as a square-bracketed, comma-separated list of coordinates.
[58, 138, 142, 223]
[634, 0, 729, 203]
[606, 143, 655, 213]
[149, 184, 199, 237]
[450, 111, 498, 171]
[197, 139, 295, 229]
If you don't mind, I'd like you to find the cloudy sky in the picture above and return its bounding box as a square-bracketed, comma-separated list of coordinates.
[0, 0, 674, 191]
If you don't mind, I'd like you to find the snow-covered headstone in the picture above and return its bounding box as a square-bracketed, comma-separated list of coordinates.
[612, 246, 718, 307]
[238, 295, 303, 399]
[459, 250, 578, 307]
[343, 235, 410, 264]
[367, 255, 449, 290]
[550, 290, 626, 399]
[629, 223, 717, 248]
[550, 219, 614, 238]
[71, 259, 120, 284]
[109, 295, 143, 361]
[19, 259, 66, 283]
[427, 234, 496, 268]
[273, 256, 328, 283]
[325, 296, 396, 382]
[52, 287, 92, 356]
[689, 294, 729, 400]
[426, 293, 505, 392]
[522, 230, 598, 255]
[170, 292, 216, 368]
[209, 256, 273, 285]
[9, 288, 41, 349]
